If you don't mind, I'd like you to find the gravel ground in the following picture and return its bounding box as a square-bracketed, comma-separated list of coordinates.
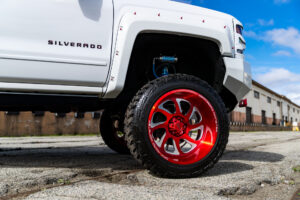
[0, 131, 300, 200]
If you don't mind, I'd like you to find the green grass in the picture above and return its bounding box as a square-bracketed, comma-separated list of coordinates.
[289, 180, 295, 185]
[57, 179, 71, 185]
[293, 165, 300, 172]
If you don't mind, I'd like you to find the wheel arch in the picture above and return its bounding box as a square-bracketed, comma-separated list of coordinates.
[111, 32, 234, 110]
[103, 9, 234, 99]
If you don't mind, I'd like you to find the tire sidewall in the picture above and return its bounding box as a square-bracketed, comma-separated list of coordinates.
[134, 77, 228, 174]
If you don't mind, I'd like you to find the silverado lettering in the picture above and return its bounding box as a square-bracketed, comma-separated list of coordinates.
[48, 40, 102, 49]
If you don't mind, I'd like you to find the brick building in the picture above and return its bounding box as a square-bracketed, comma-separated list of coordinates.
[0, 111, 101, 137]
[0, 80, 299, 136]
[231, 80, 300, 127]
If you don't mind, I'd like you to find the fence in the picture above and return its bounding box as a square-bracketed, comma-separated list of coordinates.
[0, 111, 296, 137]
[230, 122, 293, 132]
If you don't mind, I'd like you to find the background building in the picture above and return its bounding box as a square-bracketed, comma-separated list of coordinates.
[231, 80, 300, 129]
[0, 80, 298, 136]
[0, 111, 100, 137]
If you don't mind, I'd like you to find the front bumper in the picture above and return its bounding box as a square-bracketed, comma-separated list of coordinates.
[223, 57, 252, 101]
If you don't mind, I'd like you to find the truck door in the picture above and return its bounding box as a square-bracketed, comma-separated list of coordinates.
[0, 0, 113, 88]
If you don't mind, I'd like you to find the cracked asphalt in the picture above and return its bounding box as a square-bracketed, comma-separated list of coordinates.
[0, 131, 300, 200]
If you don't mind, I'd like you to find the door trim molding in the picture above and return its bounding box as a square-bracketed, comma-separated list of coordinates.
[0, 54, 108, 67]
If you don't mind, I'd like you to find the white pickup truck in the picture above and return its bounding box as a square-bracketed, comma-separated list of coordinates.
[0, 0, 251, 177]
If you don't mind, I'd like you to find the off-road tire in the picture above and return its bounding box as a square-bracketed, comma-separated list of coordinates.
[124, 74, 229, 178]
[100, 109, 130, 154]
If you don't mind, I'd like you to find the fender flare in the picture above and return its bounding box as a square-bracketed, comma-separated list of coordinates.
[103, 8, 235, 98]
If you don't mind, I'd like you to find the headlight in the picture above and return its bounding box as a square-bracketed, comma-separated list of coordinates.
[236, 25, 243, 35]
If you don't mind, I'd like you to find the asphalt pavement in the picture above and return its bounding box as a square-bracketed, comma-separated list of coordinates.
[0, 131, 300, 200]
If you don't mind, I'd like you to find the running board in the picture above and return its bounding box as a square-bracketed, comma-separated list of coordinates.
[0, 92, 108, 112]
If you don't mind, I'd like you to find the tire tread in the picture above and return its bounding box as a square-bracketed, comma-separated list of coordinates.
[125, 74, 229, 178]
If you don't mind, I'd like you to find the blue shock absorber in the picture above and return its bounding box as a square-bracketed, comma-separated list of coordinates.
[160, 56, 178, 63]
[153, 56, 178, 78]
[161, 67, 169, 76]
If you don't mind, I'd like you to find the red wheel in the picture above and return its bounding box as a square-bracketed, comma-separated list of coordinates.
[125, 74, 229, 178]
[148, 89, 218, 165]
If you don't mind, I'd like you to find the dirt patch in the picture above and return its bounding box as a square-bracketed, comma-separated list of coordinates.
[290, 171, 300, 200]
[79, 169, 113, 177]
[76, 169, 141, 185]
[1, 133, 300, 200]
[291, 188, 300, 200]
[227, 168, 300, 200]
[218, 185, 257, 196]
[0, 169, 142, 200]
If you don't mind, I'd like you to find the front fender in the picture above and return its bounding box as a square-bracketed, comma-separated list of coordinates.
[103, 7, 235, 98]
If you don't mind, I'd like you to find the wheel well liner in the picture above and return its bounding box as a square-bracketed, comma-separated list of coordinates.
[118, 33, 229, 108]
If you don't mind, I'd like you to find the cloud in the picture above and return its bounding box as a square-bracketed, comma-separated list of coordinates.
[244, 30, 258, 39]
[256, 68, 300, 83]
[252, 67, 270, 75]
[258, 19, 274, 26]
[273, 50, 292, 57]
[274, 0, 290, 4]
[256, 68, 300, 105]
[264, 27, 300, 54]
[244, 27, 300, 55]
[245, 54, 255, 60]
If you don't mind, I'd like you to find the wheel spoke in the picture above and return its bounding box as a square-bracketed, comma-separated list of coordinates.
[183, 134, 200, 145]
[188, 106, 202, 122]
[156, 132, 167, 148]
[156, 108, 173, 119]
[171, 98, 181, 114]
[157, 100, 173, 115]
[188, 106, 196, 120]
[189, 124, 204, 132]
[150, 121, 164, 128]
[176, 98, 191, 115]
[150, 122, 167, 130]
[185, 105, 194, 119]
[173, 138, 183, 155]
[147, 88, 218, 165]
